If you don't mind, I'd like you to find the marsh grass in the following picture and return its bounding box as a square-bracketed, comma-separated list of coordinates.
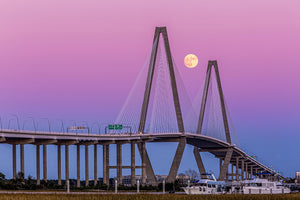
[0, 193, 300, 200]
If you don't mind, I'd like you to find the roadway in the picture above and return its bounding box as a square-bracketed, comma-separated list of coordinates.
[0, 129, 283, 179]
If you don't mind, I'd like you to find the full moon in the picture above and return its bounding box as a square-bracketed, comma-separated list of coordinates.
[184, 54, 198, 68]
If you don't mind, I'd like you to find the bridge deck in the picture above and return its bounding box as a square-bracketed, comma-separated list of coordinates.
[0, 129, 283, 179]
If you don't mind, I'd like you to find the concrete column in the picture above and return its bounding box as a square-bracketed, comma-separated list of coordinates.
[225, 164, 228, 181]
[20, 144, 24, 175]
[193, 148, 208, 179]
[12, 144, 16, 180]
[94, 144, 97, 186]
[219, 159, 222, 175]
[218, 148, 233, 181]
[131, 142, 135, 186]
[103, 144, 109, 186]
[218, 158, 226, 181]
[102, 145, 107, 185]
[85, 145, 89, 186]
[241, 160, 245, 180]
[137, 143, 157, 186]
[250, 166, 253, 180]
[231, 163, 234, 180]
[256, 168, 258, 178]
[57, 145, 61, 185]
[166, 138, 186, 183]
[77, 144, 80, 187]
[235, 157, 239, 181]
[117, 143, 122, 185]
[245, 163, 248, 180]
[36, 145, 40, 185]
[65, 145, 69, 185]
[43, 144, 47, 182]
[141, 142, 146, 185]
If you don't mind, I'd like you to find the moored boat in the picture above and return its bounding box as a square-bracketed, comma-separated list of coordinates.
[241, 178, 290, 194]
[184, 174, 290, 195]
[183, 173, 225, 195]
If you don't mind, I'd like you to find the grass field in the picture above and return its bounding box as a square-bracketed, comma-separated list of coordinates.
[0, 193, 300, 200]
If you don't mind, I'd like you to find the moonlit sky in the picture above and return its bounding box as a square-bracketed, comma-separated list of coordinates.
[0, 0, 299, 179]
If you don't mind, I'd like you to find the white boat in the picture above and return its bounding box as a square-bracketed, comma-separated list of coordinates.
[183, 174, 225, 195]
[225, 180, 243, 194]
[241, 178, 290, 194]
[184, 173, 290, 195]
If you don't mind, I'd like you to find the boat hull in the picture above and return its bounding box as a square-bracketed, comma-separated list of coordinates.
[183, 187, 219, 195]
[243, 187, 290, 194]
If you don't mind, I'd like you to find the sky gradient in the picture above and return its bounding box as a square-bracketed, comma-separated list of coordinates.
[0, 0, 299, 179]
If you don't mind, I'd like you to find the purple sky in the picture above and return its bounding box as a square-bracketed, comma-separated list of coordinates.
[0, 0, 299, 179]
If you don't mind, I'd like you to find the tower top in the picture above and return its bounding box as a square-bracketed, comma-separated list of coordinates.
[155, 27, 167, 32]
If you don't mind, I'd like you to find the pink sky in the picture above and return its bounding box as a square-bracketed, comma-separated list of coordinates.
[0, 0, 299, 178]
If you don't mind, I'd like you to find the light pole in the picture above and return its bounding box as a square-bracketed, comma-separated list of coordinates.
[8, 115, 20, 130]
[37, 118, 51, 132]
[29, 117, 37, 132]
[91, 122, 100, 134]
[56, 119, 65, 133]
[22, 117, 37, 132]
[22, 120, 28, 130]
[82, 121, 90, 134]
[12, 115, 20, 130]
[99, 122, 110, 134]
[67, 120, 77, 134]
[0, 117, 2, 130]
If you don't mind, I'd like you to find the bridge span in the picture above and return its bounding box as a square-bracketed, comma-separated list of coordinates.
[0, 129, 283, 187]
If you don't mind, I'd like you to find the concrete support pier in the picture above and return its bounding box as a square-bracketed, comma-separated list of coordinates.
[36, 145, 40, 185]
[231, 164, 234, 180]
[43, 144, 47, 182]
[137, 142, 157, 186]
[218, 148, 233, 181]
[65, 145, 69, 185]
[141, 142, 146, 185]
[85, 145, 89, 187]
[94, 144, 97, 186]
[77, 144, 80, 187]
[166, 138, 186, 183]
[20, 144, 24, 175]
[193, 147, 207, 179]
[57, 144, 61, 185]
[245, 163, 248, 180]
[117, 143, 122, 185]
[131, 142, 135, 186]
[103, 144, 109, 186]
[12, 144, 16, 180]
[241, 159, 245, 180]
[219, 158, 222, 176]
[235, 157, 239, 181]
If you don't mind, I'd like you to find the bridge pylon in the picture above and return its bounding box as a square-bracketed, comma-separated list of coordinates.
[197, 60, 231, 144]
[194, 60, 233, 181]
[136, 27, 186, 184]
[138, 27, 184, 134]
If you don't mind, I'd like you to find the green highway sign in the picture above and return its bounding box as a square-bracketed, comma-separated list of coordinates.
[108, 124, 123, 130]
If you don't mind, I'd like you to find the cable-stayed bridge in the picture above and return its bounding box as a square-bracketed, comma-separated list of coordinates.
[0, 27, 283, 187]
